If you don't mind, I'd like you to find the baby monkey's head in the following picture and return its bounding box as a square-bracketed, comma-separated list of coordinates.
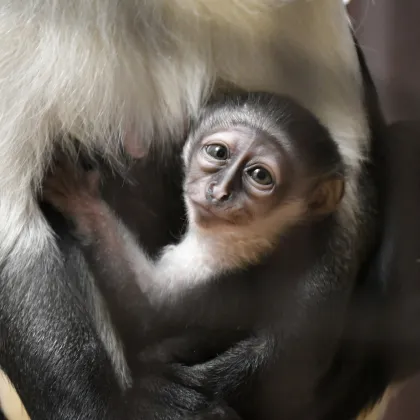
[183, 93, 345, 240]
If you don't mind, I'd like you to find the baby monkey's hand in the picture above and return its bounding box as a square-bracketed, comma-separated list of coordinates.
[42, 152, 102, 223]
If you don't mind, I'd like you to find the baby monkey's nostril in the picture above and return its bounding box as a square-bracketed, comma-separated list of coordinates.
[206, 182, 231, 203]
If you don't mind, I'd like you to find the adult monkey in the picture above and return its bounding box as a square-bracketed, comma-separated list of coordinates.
[0, 0, 374, 419]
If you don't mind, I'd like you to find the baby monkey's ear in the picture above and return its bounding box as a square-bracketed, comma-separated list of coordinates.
[307, 176, 345, 217]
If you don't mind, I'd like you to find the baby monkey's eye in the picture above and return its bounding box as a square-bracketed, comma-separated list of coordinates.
[247, 167, 273, 186]
[205, 144, 229, 160]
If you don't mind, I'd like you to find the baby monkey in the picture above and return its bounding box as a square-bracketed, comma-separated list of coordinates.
[43, 92, 345, 363]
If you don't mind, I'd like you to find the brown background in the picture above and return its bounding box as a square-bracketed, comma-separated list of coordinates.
[349, 0, 420, 419]
[349, 0, 420, 123]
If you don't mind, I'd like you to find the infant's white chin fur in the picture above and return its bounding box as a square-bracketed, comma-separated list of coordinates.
[185, 199, 231, 231]
[186, 204, 216, 231]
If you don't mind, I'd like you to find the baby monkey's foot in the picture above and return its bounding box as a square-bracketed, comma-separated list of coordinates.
[42, 152, 102, 220]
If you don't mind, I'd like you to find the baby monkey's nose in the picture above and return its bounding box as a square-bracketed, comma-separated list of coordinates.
[206, 182, 231, 203]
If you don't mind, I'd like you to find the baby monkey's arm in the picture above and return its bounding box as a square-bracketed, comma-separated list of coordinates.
[43, 156, 157, 341]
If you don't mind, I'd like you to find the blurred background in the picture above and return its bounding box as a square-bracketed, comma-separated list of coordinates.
[349, 0, 420, 123]
[348, 1, 420, 419]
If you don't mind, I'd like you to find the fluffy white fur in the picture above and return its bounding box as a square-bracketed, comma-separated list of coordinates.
[0, 0, 365, 272]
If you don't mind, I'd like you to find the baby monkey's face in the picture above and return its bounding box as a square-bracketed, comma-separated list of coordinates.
[184, 127, 289, 230]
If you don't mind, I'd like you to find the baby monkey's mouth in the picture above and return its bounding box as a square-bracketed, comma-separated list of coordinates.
[190, 199, 248, 228]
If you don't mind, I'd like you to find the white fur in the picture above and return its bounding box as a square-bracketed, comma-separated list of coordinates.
[0, 0, 366, 274]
